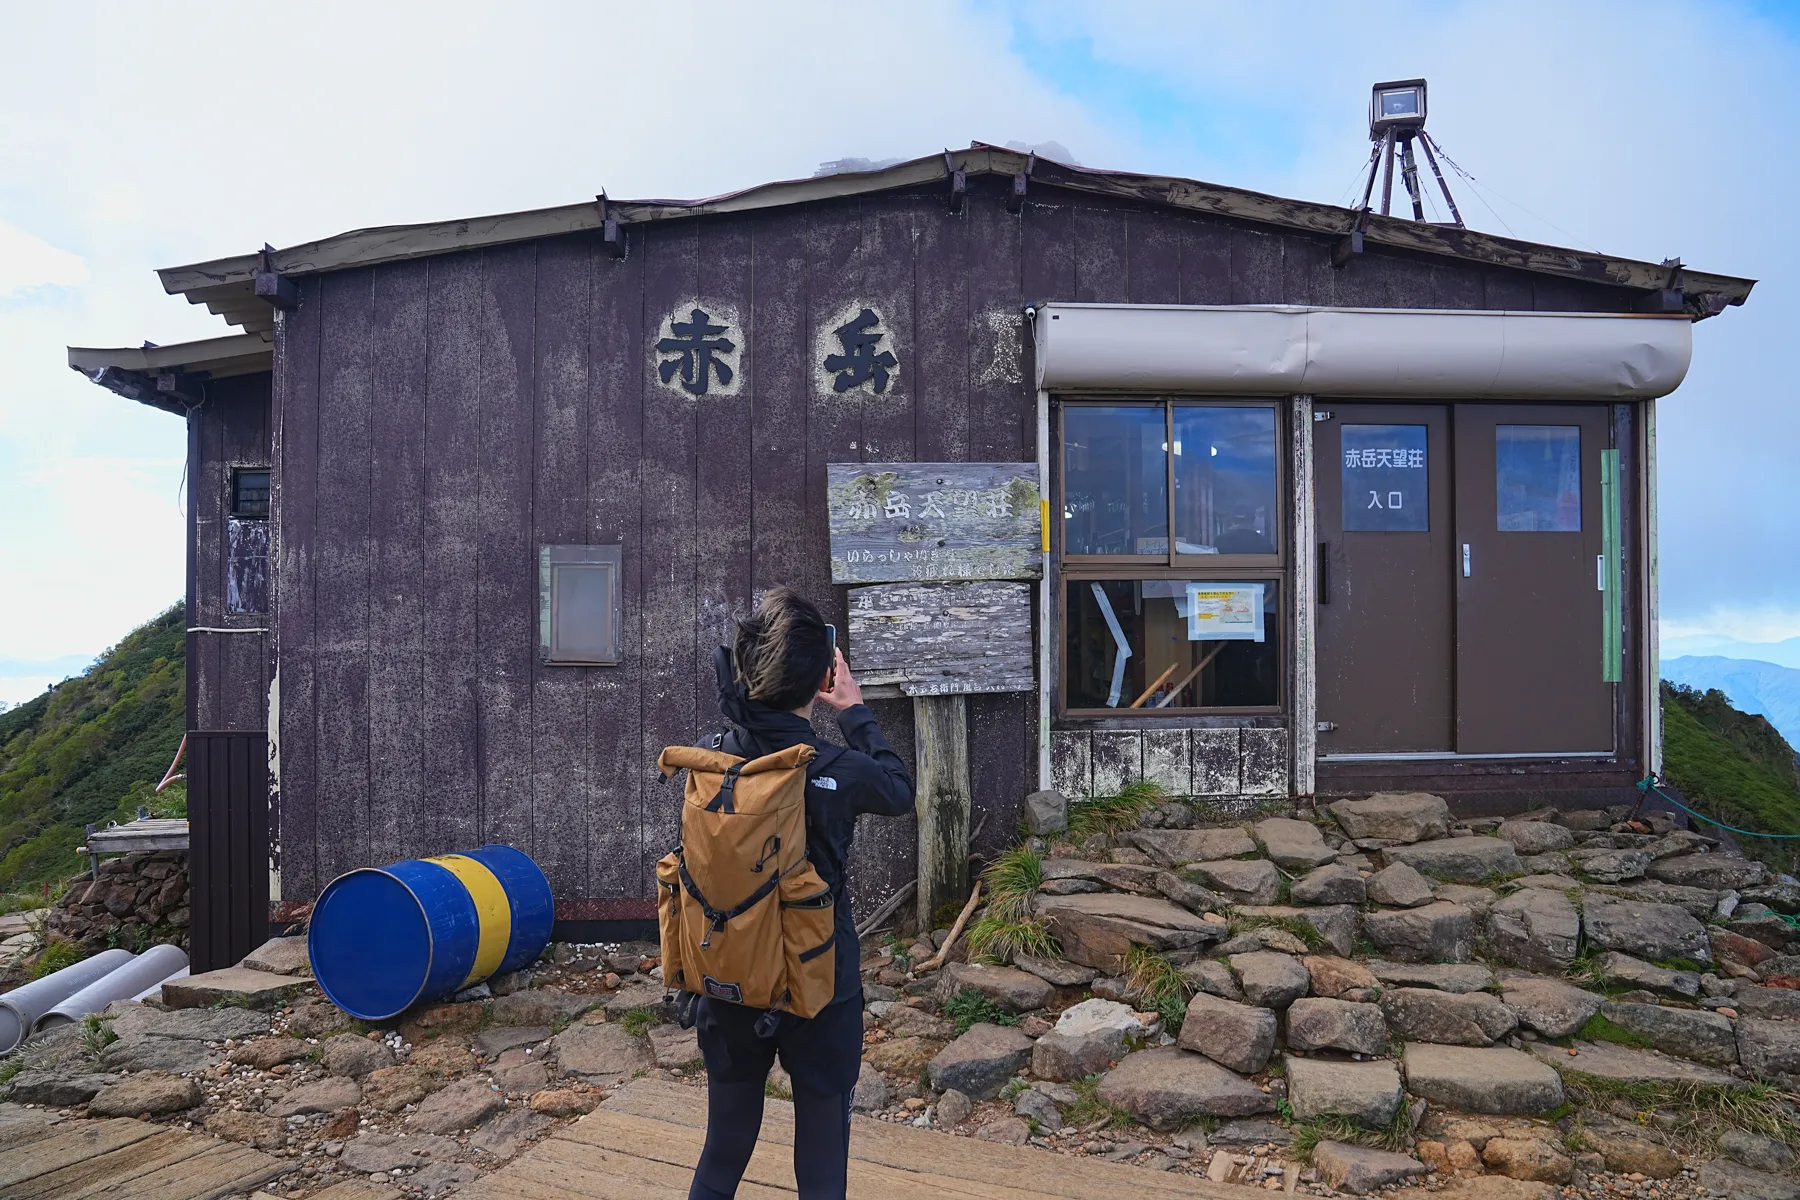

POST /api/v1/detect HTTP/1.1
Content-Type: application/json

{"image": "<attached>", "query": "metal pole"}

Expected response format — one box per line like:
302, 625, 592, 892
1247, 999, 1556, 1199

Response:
1418, 134, 1465, 228
1399, 135, 1426, 221
1379, 130, 1397, 216
1354, 134, 1385, 215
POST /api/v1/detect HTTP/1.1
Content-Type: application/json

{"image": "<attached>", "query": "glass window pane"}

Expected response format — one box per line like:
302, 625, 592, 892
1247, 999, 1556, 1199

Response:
1342, 424, 1429, 532
1497, 425, 1581, 532
552, 564, 617, 660
1065, 579, 1280, 709
1062, 406, 1169, 555
1172, 406, 1278, 554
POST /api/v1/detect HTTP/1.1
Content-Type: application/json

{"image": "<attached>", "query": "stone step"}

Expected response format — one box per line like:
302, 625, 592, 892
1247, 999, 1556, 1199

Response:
160, 967, 314, 1010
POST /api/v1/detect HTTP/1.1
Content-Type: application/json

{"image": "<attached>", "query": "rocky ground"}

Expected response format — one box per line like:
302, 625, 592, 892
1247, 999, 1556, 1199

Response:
3, 789, 1799, 1200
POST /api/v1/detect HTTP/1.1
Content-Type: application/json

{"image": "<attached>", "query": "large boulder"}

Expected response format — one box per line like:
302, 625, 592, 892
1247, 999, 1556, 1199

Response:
1481, 1137, 1573, 1184
1180, 958, 1245, 1001
1648, 854, 1767, 891
1582, 896, 1711, 966
1696, 1159, 1800, 1200
269, 1075, 362, 1117
1035, 892, 1225, 972
1229, 951, 1310, 1010
1154, 871, 1229, 915
1524, 1040, 1739, 1088
1567, 848, 1653, 884
937, 962, 1053, 1013
1500, 976, 1605, 1039
1402, 1044, 1564, 1114
1366, 961, 1493, 993
1328, 793, 1450, 844
550, 1022, 650, 1080
1366, 862, 1436, 908
86, 1071, 203, 1117
1302, 955, 1378, 998
928, 1023, 1033, 1099
1599, 1001, 1738, 1067
1030, 999, 1144, 1081
1126, 827, 1256, 866
865, 1035, 946, 1077
1361, 901, 1475, 963
1487, 888, 1580, 971
1176, 992, 1278, 1074
1738, 1017, 1800, 1081
408, 1078, 505, 1134
1023, 790, 1067, 836
1495, 821, 1574, 855
1737, 987, 1800, 1020
1254, 818, 1337, 870
1096, 1047, 1274, 1129
1312, 1141, 1428, 1194
1380, 988, 1517, 1046
1286, 998, 1389, 1056
1012, 954, 1098, 988
1593, 951, 1700, 998
1583, 1129, 1684, 1179
321, 1033, 397, 1078
1232, 904, 1356, 957
1383, 838, 1521, 884
1289, 864, 1367, 907
1184, 859, 1282, 906
1286, 1058, 1404, 1126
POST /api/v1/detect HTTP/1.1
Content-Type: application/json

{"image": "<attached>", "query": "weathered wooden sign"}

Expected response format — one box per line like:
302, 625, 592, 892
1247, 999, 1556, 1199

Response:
847, 580, 1034, 696
827, 463, 1042, 584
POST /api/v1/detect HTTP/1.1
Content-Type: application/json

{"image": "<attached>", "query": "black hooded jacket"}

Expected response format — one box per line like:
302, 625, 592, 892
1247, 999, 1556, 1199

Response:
703, 646, 915, 1006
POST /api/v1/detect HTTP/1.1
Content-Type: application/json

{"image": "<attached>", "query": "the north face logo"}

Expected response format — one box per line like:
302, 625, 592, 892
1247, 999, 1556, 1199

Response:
703, 975, 744, 1003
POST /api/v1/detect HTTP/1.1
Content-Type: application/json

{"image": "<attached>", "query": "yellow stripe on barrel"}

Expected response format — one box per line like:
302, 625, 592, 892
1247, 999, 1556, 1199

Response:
425, 854, 513, 988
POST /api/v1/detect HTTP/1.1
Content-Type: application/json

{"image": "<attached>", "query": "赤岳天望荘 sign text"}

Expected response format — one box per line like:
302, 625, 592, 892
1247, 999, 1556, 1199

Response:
827, 463, 1042, 585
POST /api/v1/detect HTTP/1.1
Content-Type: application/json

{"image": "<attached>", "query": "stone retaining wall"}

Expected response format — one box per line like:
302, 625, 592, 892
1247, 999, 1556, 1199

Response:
47, 849, 190, 952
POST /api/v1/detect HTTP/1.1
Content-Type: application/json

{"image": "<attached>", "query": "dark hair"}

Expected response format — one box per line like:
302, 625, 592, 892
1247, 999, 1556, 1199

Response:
734, 586, 832, 711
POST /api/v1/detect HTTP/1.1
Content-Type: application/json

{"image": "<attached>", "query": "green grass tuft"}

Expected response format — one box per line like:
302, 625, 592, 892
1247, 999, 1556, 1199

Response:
967, 843, 1061, 965
28, 938, 83, 980
1124, 945, 1192, 1032
1557, 1069, 1798, 1156
81, 1014, 118, 1058
765, 1074, 793, 1100
966, 914, 1061, 965
1067, 1074, 1134, 1130
941, 988, 1018, 1035
1228, 913, 1324, 951
1288, 1099, 1415, 1155
1067, 780, 1167, 841
1000, 1077, 1030, 1102
620, 1007, 659, 1037
1577, 1013, 1654, 1048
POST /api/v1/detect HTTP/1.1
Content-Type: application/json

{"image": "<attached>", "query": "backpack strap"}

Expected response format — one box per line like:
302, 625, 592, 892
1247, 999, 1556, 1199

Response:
676, 852, 781, 948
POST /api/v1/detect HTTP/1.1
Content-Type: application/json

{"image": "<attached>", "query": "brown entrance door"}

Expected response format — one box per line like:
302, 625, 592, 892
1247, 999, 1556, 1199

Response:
1315, 404, 1453, 753
1452, 404, 1612, 753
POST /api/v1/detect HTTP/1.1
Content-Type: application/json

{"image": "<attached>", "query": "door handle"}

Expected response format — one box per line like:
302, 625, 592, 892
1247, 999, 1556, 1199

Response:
1318, 542, 1330, 604
1462, 544, 1472, 578
1596, 554, 1605, 591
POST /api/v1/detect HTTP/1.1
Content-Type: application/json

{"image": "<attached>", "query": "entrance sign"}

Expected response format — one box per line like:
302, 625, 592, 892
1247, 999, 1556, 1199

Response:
827, 463, 1042, 584
1342, 424, 1428, 532
846, 580, 1033, 696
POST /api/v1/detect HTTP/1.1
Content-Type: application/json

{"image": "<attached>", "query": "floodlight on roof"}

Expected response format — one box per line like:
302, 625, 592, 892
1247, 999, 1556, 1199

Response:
1369, 79, 1428, 138
1334, 78, 1465, 267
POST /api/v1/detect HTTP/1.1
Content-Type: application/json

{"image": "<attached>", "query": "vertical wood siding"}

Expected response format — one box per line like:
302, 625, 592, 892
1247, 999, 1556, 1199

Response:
268, 177, 1638, 905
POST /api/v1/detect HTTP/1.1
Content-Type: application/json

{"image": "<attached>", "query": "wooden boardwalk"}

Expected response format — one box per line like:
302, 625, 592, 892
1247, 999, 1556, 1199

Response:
465, 1078, 1266, 1200
0, 1105, 290, 1199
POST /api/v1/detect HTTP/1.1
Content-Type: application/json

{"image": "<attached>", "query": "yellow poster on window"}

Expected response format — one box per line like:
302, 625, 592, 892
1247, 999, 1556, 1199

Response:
1185, 583, 1265, 642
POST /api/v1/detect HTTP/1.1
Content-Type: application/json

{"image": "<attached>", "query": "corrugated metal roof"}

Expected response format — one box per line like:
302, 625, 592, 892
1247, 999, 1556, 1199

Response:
155, 143, 1755, 334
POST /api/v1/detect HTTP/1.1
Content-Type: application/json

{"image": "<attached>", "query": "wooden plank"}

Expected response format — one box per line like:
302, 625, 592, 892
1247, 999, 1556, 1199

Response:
913, 693, 970, 928
587, 228, 646, 901
828, 463, 1042, 584
846, 581, 1033, 696
1290, 396, 1317, 799
475, 242, 539, 850
0, 1119, 161, 1189
1229, 227, 1283, 305
639, 221, 703, 890
274, 274, 323, 896
421, 251, 486, 857
7, 1126, 195, 1199
851, 196, 919, 467
966, 181, 1030, 467
912, 193, 971, 462
191, 394, 224, 725
529, 234, 593, 897
1073, 205, 1129, 304
1177, 219, 1231, 306
366, 257, 430, 864
693, 215, 758, 744
1126, 211, 1181, 305
218, 375, 273, 730
82, 1141, 288, 1199
747, 207, 812, 602
313, 268, 375, 881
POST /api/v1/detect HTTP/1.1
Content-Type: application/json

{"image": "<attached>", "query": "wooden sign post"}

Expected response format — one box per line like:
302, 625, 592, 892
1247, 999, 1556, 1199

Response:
828, 464, 1041, 932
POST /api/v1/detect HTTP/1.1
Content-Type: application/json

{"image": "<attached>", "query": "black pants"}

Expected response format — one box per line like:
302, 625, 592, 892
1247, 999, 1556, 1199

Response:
688, 995, 861, 1200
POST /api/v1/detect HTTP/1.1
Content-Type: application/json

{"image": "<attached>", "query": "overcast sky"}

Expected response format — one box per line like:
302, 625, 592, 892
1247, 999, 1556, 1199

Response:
1, 1, 1795, 703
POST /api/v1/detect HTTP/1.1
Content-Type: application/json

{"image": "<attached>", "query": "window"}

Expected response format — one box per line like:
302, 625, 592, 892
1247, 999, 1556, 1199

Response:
1059, 400, 1284, 713
1496, 425, 1581, 532
232, 468, 270, 518
540, 545, 622, 665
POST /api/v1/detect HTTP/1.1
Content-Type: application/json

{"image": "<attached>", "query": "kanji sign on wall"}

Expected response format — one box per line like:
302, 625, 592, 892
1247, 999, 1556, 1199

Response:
826, 462, 1042, 584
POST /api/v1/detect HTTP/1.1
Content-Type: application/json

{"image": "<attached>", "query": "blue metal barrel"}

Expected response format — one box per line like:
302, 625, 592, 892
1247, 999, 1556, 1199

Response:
308, 844, 554, 1021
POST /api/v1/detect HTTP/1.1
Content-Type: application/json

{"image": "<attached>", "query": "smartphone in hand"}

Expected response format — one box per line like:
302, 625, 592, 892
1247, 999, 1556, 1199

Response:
824, 624, 838, 690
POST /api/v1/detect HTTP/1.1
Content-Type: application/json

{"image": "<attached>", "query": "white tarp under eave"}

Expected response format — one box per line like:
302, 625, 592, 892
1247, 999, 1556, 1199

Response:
1032, 304, 1693, 399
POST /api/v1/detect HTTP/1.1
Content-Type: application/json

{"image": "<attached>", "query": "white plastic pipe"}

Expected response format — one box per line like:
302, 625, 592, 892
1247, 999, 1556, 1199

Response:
130, 965, 188, 1003
0, 948, 134, 1052
34, 944, 189, 1031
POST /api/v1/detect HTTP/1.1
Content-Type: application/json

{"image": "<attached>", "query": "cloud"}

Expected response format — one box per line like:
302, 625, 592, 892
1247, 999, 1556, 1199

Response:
0, 220, 88, 298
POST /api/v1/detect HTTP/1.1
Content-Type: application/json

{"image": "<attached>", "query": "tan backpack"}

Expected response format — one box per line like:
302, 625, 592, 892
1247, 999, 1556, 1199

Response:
655, 742, 837, 1020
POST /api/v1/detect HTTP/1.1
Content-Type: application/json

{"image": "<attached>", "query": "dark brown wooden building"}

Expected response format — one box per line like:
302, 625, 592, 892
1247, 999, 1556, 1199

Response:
69, 144, 1755, 937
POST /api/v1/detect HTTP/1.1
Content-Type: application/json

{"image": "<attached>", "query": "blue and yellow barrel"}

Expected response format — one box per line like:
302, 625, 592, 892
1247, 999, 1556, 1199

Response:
308, 845, 554, 1021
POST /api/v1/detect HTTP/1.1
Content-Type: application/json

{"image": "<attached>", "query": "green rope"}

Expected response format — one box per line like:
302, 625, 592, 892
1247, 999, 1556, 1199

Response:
1636, 775, 1800, 840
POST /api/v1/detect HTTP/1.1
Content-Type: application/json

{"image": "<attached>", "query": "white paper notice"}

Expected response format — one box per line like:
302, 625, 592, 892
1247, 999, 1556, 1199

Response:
1184, 583, 1265, 642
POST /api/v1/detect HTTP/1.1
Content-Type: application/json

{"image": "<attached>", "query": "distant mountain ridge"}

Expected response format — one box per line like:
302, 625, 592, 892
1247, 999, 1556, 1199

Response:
1660, 680, 1800, 872
1662, 655, 1800, 749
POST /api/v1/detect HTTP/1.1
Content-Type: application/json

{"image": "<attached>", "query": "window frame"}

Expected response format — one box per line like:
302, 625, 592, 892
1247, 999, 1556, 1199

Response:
1055, 396, 1290, 719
